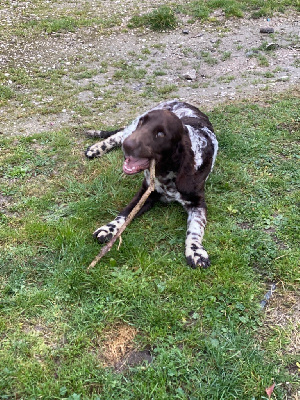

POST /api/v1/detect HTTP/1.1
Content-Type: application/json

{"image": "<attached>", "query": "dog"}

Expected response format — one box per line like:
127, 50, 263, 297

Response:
85, 100, 218, 268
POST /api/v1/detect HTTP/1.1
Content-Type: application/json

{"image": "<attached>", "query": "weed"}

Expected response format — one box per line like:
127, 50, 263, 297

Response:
251, 78, 263, 85
0, 85, 14, 103
182, 0, 298, 20
41, 17, 80, 33
187, 2, 210, 20
157, 84, 177, 95
142, 83, 177, 98
153, 70, 167, 77
11, 13, 120, 37
213, 39, 222, 48
73, 69, 99, 80
257, 54, 269, 67
151, 43, 166, 50
113, 64, 147, 81
181, 47, 195, 57
221, 51, 232, 61
141, 47, 151, 55
99, 61, 109, 73
293, 58, 300, 68
264, 71, 275, 78
218, 75, 235, 83
201, 51, 219, 65
128, 6, 177, 31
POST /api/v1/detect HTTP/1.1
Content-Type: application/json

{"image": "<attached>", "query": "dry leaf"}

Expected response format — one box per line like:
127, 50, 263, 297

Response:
266, 383, 275, 399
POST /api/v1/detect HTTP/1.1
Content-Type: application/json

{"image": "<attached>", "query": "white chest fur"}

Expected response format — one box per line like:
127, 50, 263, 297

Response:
144, 170, 190, 206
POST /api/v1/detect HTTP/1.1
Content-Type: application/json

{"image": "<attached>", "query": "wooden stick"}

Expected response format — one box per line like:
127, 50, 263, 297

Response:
87, 159, 156, 272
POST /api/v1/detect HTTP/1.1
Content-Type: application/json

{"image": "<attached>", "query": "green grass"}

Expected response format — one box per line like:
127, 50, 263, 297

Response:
257, 54, 269, 67
26, 17, 84, 33
218, 75, 235, 83
113, 62, 147, 81
0, 92, 299, 399
142, 83, 178, 98
201, 51, 219, 65
183, 0, 243, 19
0, 84, 15, 104
128, 6, 177, 31
181, 0, 299, 20
221, 51, 232, 61
7, 15, 120, 37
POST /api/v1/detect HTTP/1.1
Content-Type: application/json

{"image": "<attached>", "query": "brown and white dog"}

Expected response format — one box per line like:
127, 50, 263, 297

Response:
85, 100, 218, 268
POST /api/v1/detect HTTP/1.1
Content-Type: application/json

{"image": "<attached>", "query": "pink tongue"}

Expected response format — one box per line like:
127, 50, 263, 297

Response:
123, 157, 149, 174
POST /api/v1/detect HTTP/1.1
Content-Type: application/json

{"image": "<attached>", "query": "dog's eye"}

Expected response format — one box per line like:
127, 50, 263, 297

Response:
156, 131, 165, 138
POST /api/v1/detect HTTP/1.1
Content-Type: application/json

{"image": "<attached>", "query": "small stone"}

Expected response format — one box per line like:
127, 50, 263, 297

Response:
182, 69, 197, 81
133, 83, 143, 91
246, 50, 259, 57
260, 27, 274, 34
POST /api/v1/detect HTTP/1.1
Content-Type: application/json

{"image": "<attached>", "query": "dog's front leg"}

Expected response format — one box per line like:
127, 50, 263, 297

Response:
85, 130, 123, 159
185, 206, 210, 268
93, 181, 158, 243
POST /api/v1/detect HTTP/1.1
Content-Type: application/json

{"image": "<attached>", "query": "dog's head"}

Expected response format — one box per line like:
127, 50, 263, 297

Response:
122, 109, 184, 175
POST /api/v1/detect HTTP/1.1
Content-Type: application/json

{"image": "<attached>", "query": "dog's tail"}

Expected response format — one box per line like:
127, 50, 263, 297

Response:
84, 128, 124, 139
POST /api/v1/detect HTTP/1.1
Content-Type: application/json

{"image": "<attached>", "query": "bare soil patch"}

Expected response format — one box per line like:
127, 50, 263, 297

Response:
101, 324, 138, 365
264, 288, 300, 357
0, 9, 299, 136
93, 323, 152, 371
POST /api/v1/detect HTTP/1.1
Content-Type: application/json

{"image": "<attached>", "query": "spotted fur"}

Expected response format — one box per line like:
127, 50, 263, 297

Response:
86, 100, 218, 268
93, 215, 126, 243
85, 130, 123, 159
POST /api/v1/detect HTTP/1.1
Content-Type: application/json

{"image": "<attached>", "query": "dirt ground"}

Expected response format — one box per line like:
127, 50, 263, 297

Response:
0, 8, 299, 136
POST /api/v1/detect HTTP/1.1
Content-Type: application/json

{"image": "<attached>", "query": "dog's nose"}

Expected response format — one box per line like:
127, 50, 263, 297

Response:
123, 137, 136, 156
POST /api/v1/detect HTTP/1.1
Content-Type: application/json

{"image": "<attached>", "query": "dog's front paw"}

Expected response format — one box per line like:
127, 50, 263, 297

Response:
93, 224, 115, 243
85, 142, 108, 159
93, 216, 126, 243
185, 243, 210, 269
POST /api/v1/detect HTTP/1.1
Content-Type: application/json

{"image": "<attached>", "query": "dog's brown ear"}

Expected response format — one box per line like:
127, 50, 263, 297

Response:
137, 114, 147, 128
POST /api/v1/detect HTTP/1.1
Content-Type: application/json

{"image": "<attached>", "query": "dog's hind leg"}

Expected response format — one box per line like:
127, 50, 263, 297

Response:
85, 130, 123, 159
